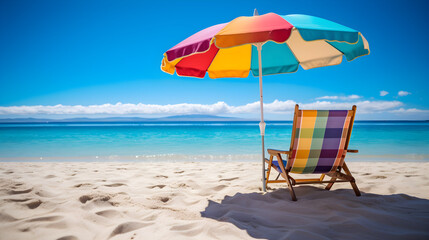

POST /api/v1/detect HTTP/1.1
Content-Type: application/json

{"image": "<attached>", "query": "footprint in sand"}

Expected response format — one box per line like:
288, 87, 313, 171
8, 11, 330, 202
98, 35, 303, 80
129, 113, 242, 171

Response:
26, 199, 42, 209
212, 185, 227, 191
56, 236, 79, 240
177, 183, 189, 188
147, 184, 166, 189
370, 175, 387, 179
26, 215, 62, 222
79, 195, 94, 204
95, 209, 122, 218
147, 195, 172, 205
104, 183, 127, 187
5, 198, 32, 202
220, 177, 239, 181
74, 183, 92, 188
8, 188, 32, 195
79, 193, 118, 206
109, 222, 150, 238
155, 175, 168, 179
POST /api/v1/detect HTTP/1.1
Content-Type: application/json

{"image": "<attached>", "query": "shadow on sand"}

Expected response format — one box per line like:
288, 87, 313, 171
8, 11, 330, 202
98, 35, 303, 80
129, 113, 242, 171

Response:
201, 186, 429, 240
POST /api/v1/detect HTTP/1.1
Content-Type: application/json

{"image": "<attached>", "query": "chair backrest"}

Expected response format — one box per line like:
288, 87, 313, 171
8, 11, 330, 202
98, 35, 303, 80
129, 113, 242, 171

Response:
288, 104, 356, 174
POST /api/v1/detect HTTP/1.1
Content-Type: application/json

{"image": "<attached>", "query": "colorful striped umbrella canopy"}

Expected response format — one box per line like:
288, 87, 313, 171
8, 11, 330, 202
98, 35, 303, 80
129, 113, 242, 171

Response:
161, 13, 369, 78
161, 11, 369, 191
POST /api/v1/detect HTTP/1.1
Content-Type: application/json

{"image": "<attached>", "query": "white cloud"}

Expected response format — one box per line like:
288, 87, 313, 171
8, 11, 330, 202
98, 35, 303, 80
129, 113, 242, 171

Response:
398, 91, 411, 97
0, 100, 408, 116
390, 108, 429, 114
380, 90, 389, 96
316, 96, 338, 100
0, 102, 230, 115
301, 100, 404, 113
316, 95, 361, 100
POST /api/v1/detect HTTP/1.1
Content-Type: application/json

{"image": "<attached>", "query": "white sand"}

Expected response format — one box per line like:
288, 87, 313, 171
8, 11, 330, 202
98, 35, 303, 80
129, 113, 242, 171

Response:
0, 162, 428, 240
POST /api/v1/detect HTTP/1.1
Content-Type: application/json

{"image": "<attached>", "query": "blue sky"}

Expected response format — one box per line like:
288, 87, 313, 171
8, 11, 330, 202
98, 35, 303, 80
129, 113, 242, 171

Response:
0, 0, 428, 120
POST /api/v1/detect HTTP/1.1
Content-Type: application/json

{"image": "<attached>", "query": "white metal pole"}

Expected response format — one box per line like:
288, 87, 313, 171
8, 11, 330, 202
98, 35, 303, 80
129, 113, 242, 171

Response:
253, 8, 266, 192
256, 43, 266, 192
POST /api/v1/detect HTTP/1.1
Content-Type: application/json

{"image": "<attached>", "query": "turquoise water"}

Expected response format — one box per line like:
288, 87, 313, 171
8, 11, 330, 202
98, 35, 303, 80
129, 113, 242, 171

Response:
0, 121, 428, 161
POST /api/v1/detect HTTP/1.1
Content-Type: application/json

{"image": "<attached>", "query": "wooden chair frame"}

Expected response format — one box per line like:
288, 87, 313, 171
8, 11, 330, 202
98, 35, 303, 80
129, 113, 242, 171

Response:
265, 104, 361, 201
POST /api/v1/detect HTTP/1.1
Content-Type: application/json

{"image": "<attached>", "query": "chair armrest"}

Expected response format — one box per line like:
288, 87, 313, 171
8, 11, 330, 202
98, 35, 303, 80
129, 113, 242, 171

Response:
347, 149, 358, 153
267, 149, 291, 155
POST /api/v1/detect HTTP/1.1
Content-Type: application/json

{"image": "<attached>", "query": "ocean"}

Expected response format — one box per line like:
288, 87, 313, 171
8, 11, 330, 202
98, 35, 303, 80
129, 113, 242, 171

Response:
0, 121, 428, 162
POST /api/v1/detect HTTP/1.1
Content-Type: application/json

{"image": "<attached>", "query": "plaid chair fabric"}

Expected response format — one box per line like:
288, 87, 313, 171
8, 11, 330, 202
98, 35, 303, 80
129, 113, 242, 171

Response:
290, 110, 353, 174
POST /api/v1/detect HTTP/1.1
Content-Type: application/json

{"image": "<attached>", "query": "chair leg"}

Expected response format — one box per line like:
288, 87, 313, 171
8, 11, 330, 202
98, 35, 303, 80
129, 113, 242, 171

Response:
284, 173, 297, 201
349, 181, 361, 196
274, 154, 297, 201
342, 163, 361, 196
325, 171, 337, 191
265, 156, 273, 189
325, 177, 336, 190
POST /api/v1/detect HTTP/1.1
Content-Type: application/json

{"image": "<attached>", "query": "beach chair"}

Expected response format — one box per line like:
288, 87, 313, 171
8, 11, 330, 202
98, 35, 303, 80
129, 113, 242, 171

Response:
265, 104, 361, 201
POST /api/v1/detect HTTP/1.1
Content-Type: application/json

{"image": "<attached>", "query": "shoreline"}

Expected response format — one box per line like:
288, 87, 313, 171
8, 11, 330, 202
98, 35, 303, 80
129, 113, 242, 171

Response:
1, 153, 429, 162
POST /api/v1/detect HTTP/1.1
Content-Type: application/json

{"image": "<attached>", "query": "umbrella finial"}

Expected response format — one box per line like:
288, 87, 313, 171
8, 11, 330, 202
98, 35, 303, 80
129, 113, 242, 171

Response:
253, 8, 259, 16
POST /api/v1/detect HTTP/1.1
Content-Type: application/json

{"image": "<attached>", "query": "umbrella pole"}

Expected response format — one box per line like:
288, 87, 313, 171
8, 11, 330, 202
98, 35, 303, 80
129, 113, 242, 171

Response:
256, 43, 266, 192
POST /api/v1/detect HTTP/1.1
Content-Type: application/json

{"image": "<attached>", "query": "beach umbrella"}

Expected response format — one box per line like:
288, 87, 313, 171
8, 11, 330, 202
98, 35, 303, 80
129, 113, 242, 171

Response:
161, 10, 370, 191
